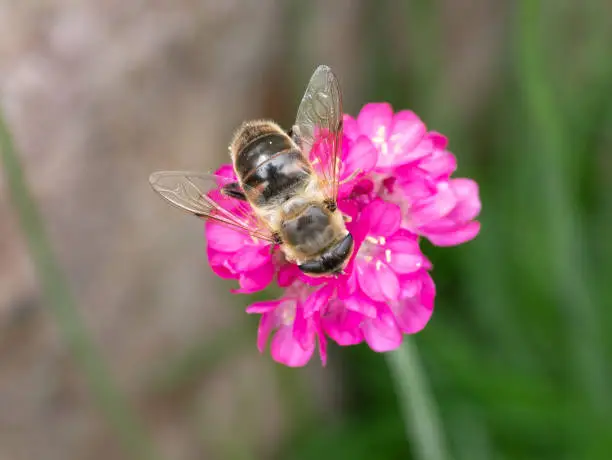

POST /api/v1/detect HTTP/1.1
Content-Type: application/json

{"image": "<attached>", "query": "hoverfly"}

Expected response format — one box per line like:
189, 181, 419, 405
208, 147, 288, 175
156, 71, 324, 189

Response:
150, 65, 353, 276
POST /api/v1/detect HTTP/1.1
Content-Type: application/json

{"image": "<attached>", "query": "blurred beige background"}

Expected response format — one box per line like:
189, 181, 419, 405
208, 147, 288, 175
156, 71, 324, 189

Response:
0, 1, 503, 459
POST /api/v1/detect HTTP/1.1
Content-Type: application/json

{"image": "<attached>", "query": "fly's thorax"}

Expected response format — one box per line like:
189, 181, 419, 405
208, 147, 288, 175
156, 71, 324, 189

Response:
231, 121, 314, 210
278, 182, 322, 218
229, 119, 286, 159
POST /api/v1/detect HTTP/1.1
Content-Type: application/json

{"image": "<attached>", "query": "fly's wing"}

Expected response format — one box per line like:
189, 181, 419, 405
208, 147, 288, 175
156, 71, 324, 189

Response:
149, 171, 275, 243
293, 65, 343, 203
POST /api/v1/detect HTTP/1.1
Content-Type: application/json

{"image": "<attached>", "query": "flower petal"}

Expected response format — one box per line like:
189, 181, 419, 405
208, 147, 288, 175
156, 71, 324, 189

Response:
409, 182, 457, 228
387, 235, 424, 274
418, 137, 456, 179
374, 110, 427, 168
322, 308, 364, 346
342, 136, 378, 179
292, 307, 311, 350
256, 312, 276, 353
304, 284, 334, 318
357, 103, 394, 143
205, 222, 248, 252
315, 319, 328, 366
271, 326, 315, 367
232, 261, 275, 293
378, 263, 401, 301
342, 114, 360, 141
393, 272, 435, 334
425, 221, 481, 246
214, 163, 238, 180
231, 245, 272, 272
390, 111, 426, 150
447, 178, 481, 222
344, 293, 377, 318
277, 263, 300, 287
246, 300, 281, 314
357, 260, 400, 302
362, 199, 401, 237
362, 308, 402, 352
207, 248, 236, 279
429, 131, 448, 149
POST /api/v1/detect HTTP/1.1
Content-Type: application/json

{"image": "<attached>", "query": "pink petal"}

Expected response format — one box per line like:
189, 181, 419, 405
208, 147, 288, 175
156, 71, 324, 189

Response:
214, 163, 238, 180
326, 325, 363, 346
398, 275, 422, 299
447, 179, 481, 222
376, 136, 431, 170
395, 170, 435, 201
345, 178, 374, 200
428, 131, 448, 149
316, 321, 328, 366
256, 312, 276, 353
425, 221, 481, 246
409, 182, 457, 228
206, 222, 249, 252
232, 261, 274, 293
277, 263, 300, 287
322, 309, 364, 346
342, 136, 378, 179
357, 103, 394, 143
420, 271, 436, 311
337, 268, 358, 299
378, 263, 401, 301
303, 284, 334, 318
375, 111, 427, 167
393, 273, 435, 334
344, 293, 377, 318
231, 245, 272, 272
394, 296, 434, 334
357, 260, 400, 302
387, 234, 424, 274
209, 264, 234, 279
363, 200, 401, 237
292, 307, 311, 350
418, 145, 457, 179
390, 111, 426, 148
207, 249, 236, 279
342, 114, 360, 141
246, 300, 281, 314
271, 326, 315, 367
362, 308, 402, 352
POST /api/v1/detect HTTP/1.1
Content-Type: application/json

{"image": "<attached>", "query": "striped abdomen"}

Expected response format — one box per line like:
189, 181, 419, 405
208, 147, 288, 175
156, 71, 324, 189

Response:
233, 128, 312, 209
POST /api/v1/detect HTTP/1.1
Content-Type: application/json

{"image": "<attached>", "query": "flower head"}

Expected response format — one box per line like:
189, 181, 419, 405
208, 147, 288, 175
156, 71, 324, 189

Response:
204, 103, 481, 366
246, 282, 327, 367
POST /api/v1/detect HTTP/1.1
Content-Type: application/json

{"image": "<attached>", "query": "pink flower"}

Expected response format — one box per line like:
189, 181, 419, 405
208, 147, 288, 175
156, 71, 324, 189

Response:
206, 221, 275, 293
386, 135, 482, 246
201, 102, 481, 366
354, 200, 427, 303
344, 103, 432, 169
204, 165, 276, 293
320, 269, 434, 352
246, 282, 326, 367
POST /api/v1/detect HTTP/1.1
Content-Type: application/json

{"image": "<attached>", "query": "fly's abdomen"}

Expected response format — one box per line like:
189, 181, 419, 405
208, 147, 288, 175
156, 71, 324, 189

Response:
235, 133, 312, 207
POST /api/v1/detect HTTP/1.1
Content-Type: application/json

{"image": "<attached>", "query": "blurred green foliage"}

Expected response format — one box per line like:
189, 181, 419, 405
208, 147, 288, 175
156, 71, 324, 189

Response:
276, 2, 612, 460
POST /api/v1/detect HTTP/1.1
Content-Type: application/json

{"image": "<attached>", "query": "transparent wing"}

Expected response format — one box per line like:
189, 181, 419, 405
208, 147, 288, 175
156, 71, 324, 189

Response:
149, 171, 275, 243
294, 65, 343, 202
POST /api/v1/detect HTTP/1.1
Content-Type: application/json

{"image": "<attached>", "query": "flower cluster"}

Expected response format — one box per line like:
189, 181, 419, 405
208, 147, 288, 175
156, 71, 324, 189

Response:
206, 103, 481, 366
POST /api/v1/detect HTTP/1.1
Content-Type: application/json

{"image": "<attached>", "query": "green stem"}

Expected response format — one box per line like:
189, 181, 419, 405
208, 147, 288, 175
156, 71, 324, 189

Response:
0, 113, 161, 460
386, 338, 452, 460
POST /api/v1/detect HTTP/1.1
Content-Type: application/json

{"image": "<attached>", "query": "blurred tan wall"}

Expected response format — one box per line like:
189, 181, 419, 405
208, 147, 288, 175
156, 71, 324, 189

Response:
0, 1, 503, 459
